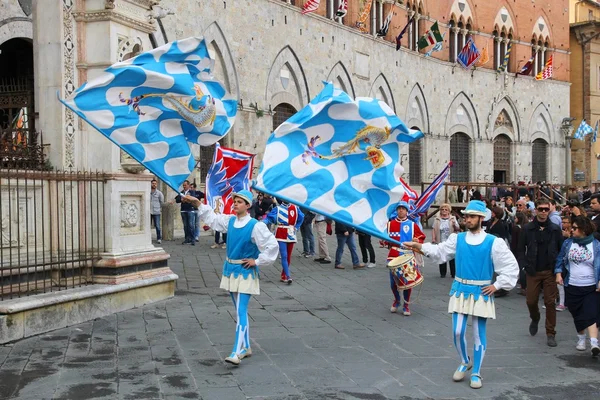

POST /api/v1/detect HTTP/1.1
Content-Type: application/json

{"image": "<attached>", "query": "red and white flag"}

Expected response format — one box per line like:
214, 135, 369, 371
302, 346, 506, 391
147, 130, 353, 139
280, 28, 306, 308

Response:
301, 0, 321, 14
336, 0, 348, 17
535, 55, 553, 80
205, 143, 255, 215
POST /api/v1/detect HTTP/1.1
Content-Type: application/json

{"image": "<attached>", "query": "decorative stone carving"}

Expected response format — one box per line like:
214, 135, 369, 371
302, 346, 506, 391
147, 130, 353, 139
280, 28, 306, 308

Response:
105, 0, 116, 9
148, 4, 175, 24
120, 193, 144, 234
63, 0, 76, 169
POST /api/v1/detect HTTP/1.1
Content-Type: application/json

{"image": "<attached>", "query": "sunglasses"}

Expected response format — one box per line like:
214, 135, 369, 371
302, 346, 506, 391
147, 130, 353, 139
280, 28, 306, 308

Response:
571, 226, 579, 231
536, 207, 550, 212
517, 204, 524, 207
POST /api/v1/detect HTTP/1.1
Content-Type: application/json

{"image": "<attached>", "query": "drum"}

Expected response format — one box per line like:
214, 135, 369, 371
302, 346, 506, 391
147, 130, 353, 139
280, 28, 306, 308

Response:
387, 253, 424, 290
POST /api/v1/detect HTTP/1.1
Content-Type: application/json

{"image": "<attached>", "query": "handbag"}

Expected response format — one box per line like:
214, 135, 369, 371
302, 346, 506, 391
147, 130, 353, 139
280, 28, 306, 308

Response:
326, 222, 332, 235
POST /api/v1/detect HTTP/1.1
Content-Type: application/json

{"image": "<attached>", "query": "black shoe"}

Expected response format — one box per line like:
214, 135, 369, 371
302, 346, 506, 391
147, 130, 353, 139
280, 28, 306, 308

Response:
440, 275, 446, 278
191, 241, 195, 246
314, 258, 325, 262
320, 259, 332, 264
182, 241, 188, 245
547, 335, 557, 347
529, 320, 539, 336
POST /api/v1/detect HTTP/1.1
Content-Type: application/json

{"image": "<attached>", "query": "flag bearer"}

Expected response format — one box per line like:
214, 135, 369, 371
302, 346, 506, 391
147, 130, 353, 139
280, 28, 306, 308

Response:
187, 190, 278, 366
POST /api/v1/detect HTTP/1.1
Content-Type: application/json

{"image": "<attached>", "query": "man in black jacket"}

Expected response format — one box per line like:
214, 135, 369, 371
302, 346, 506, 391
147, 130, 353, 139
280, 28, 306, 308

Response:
517, 198, 563, 347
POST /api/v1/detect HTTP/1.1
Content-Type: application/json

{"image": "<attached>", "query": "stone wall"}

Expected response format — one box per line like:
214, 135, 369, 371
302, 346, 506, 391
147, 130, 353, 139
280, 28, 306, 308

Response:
160, 0, 570, 184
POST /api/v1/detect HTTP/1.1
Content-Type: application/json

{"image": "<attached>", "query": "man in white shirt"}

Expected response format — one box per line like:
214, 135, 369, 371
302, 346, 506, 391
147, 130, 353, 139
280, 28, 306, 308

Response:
403, 200, 519, 390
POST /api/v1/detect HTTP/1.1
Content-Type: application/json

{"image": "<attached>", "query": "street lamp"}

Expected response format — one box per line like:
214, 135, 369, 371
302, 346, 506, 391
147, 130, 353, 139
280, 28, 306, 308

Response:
560, 117, 575, 185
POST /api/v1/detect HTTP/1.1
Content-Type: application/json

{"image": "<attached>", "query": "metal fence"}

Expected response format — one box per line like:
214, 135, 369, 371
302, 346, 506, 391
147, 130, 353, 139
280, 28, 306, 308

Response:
0, 168, 108, 300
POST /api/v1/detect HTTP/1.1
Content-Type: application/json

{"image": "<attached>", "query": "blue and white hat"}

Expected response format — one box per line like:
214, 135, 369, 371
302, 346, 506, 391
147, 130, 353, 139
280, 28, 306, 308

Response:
395, 201, 410, 211
461, 200, 487, 217
232, 190, 253, 205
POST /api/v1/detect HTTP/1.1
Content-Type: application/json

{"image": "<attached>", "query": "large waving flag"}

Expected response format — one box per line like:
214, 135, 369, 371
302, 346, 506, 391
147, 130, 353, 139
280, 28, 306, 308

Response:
253, 82, 423, 244
205, 143, 254, 215
574, 119, 595, 140
409, 162, 452, 218
60, 37, 237, 191
457, 37, 481, 69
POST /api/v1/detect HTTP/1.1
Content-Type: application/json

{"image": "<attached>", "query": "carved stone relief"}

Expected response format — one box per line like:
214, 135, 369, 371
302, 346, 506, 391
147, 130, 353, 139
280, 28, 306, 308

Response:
120, 193, 144, 235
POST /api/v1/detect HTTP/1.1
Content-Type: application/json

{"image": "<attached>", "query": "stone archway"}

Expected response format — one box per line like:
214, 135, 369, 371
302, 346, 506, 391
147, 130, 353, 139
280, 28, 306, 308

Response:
266, 46, 310, 111
326, 61, 355, 98
369, 73, 395, 112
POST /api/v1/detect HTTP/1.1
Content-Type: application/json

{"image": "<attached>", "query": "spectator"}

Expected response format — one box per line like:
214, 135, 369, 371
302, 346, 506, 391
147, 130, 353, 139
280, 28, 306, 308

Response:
448, 187, 458, 204
334, 221, 364, 270
313, 214, 332, 264
524, 194, 535, 212
488, 207, 510, 244
432, 204, 460, 278
253, 193, 274, 221
518, 198, 564, 347
555, 216, 600, 356
190, 183, 205, 242
589, 194, 600, 239
548, 199, 562, 229
512, 212, 527, 296
357, 230, 376, 268
150, 179, 164, 244
583, 186, 592, 204
299, 207, 316, 258
175, 180, 197, 246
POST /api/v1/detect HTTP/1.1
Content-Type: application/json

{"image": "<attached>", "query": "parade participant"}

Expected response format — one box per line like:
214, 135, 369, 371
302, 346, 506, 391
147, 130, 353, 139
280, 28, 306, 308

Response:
264, 198, 304, 284
403, 200, 519, 389
386, 201, 426, 316
187, 190, 278, 366
555, 216, 600, 356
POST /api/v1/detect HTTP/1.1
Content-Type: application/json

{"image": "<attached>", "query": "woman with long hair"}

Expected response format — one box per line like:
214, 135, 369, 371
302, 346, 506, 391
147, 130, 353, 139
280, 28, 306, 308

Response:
555, 216, 600, 357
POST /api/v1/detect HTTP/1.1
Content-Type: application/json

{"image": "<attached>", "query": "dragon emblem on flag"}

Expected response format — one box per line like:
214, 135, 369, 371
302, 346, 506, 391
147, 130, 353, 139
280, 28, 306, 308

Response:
118, 83, 216, 128
302, 125, 391, 168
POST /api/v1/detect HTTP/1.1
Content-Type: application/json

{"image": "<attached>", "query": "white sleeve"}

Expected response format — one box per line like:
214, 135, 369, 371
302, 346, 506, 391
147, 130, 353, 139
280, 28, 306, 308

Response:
421, 233, 458, 264
491, 238, 519, 291
251, 221, 279, 267
197, 204, 233, 232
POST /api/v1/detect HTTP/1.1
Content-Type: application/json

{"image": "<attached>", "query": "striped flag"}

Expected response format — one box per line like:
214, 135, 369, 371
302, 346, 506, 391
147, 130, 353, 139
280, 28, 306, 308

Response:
399, 178, 419, 202
456, 38, 481, 69
496, 42, 512, 72
356, 0, 373, 32
535, 55, 553, 80
409, 162, 452, 218
594, 120, 598, 143
396, 16, 414, 50
336, 0, 348, 17
516, 56, 535, 76
377, 11, 393, 37
205, 143, 254, 215
301, 0, 321, 14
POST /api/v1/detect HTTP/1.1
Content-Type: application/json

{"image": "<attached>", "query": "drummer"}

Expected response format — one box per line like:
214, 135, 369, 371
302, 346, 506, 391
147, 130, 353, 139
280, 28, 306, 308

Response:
386, 201, 426, 316
403, 200, 518, 389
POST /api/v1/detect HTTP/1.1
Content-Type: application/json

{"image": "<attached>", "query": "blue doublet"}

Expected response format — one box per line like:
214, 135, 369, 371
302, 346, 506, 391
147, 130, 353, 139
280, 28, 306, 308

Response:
450, 232, 495, 303
223, 217, 260, 279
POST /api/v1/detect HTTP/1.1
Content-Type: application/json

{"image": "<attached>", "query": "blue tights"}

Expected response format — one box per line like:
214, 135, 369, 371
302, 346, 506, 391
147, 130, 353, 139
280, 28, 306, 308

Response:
230, 292, 251, 356
389, 271, 412, 304
452, 313, 487, 376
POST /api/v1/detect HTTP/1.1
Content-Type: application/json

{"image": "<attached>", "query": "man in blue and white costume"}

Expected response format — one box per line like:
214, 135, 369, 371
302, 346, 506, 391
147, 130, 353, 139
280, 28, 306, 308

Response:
187, 190, 279, 366
403, 200, 518, 389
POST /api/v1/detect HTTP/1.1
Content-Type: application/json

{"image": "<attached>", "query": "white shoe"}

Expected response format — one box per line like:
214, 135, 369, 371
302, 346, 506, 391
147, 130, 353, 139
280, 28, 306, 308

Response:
225, 353, 241, 365
469, 374, 482, 389
390, 301, 400, 313
576, 337, 586, 351
238, 347, 252, 360
210, 244, 219, 249
366, 263, 376, 268
591, 344, 600, 357
157, 239, 161, 244
452, 359, 472, 382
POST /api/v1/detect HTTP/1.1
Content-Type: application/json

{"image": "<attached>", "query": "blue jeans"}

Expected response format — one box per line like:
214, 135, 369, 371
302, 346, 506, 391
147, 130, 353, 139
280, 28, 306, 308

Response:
151, 214, 161, 240
300, 223, 315, 255
181, 212, 196, 243
335, 233, 359, 266
194, 210, 201, 240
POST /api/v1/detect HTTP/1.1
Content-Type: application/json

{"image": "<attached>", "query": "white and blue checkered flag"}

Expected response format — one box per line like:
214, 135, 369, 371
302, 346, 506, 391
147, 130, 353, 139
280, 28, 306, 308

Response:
60, 37, 237, 191
253, 82, 423, 244
593, 120, 598, 143
574, 119, 594, 141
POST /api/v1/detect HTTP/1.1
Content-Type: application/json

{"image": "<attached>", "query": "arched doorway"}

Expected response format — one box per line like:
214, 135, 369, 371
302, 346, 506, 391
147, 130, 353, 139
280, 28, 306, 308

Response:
450, 133, 470, 182
0, 38, 35, 164
408, 126, 422, 185
493, 134, 511, 183
531, 138, 548, 183
273, 103, 297, 130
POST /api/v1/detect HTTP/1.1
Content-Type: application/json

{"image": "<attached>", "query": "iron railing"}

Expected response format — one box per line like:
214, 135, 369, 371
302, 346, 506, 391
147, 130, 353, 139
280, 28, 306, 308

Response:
0, 168, 108, 300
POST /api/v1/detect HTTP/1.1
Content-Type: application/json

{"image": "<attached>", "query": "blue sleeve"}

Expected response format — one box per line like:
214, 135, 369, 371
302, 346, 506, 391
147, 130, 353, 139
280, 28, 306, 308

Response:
264, 207, 278, 224
295, 207, 304, 229
554, 240, 570, 274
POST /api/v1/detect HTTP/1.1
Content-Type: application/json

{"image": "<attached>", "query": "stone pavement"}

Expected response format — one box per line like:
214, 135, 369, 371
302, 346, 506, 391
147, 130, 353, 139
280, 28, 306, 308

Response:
1, 232, 599, 400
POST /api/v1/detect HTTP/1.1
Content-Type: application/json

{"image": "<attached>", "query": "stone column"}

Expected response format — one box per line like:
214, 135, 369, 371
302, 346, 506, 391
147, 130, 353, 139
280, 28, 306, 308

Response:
66, 0, 175, 285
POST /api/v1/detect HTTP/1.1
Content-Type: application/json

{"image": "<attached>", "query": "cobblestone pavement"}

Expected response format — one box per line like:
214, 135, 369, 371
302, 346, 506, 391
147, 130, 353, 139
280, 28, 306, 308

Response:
1, 232, 599, 399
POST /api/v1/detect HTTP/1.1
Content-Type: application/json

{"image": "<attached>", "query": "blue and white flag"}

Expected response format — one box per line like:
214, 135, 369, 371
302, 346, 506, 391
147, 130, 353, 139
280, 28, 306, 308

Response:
575, 119, 594, 140
253, 82, 423, 244
593, 120, 598, 143
60, 37, 237, 191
